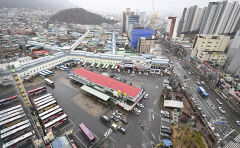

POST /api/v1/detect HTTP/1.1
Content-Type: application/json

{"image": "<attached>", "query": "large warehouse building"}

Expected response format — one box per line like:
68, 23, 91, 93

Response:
70, 68, 145, 111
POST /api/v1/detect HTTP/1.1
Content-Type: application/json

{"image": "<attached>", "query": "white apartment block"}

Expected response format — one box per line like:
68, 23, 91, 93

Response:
191, 34, 230, 66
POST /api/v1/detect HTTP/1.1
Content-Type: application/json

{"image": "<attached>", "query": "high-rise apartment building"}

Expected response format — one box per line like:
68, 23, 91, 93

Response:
178, 1, 240, 36
122, 8, 140, 34
190, 34, 230, 66
226, 29, 240, 75
177, 8, 187, 37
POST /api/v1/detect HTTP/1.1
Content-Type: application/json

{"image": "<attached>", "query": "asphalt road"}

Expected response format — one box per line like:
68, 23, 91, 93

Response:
160, 43, 240, 145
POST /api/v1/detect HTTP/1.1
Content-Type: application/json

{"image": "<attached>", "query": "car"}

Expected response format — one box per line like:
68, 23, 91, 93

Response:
144, 93, 148, 99
137, 103, 144, 108
113, 113, 121, 119
134, 107, 139, 112
118, 126, 126, 134
120, 118, 128, 124
236, 121, 240, 126
216, 99, 223, 105
201, 81, 205, 85
197, 106, 202, 111
110, 116, 119, 122
161, 125, 171, 130
116, 110, 123, 116
161, 129, 172, 135
183, 83, 187, 88
218, 107, 226, 113
179, 59, 182, 61
188, 72, 191, 75
196, 81, 201, 85
201, 112, 206, 117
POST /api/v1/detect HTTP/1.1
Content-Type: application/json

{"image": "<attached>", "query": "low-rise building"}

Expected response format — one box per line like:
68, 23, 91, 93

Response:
190, 34, 230, 66
138, 37, 157, 54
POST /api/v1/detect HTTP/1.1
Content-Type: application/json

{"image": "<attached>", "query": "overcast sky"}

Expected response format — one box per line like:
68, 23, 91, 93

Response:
68, 0, 235, 16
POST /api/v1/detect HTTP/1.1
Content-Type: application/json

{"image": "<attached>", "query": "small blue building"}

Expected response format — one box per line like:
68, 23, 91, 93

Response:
131, 27, 154, 48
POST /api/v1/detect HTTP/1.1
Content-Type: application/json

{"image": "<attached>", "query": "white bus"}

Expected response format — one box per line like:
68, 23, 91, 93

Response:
38, 105, 60, 117
1, 120, 29, 134
44, 78, 54, 87
34, 94, 52, 103
44, 114, 68, 130
0, 114, 25, 127
1, 123, 31, 139
0, 105, 22, 115
44, 70, 53, 75
36, 100, 57, 112
35, 98, 55, 108
0, 111, 24, 122
0, 107, 23, 119
35, 96, 54, 105
40, 108, 63, 123
3, 131, 34, 148
38, 72, 47, 77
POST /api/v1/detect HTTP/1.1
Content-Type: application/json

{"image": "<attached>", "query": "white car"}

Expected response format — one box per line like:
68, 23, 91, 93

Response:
144, 93, 148, 99
137, 103, 144, 108
218, 107, 226, 113
196, 81, 201, 85
201, 81, 205, 85
236, 121, 240, 126
216, 99, 223, 105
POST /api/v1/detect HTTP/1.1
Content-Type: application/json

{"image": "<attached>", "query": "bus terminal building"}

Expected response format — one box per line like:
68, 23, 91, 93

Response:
69, 68, 145, 111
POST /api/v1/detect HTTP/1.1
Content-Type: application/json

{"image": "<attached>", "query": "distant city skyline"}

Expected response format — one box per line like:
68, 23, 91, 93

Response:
68, 0, 237, 16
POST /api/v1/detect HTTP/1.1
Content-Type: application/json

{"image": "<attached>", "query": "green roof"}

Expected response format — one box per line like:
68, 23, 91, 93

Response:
81, 85, 110, 101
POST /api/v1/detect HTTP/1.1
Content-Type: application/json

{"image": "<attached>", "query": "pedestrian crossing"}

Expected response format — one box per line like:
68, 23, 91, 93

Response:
224, 134, 240, 148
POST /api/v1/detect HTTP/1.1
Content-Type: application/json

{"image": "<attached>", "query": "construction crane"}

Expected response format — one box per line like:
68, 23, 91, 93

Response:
152, 0, 158, 29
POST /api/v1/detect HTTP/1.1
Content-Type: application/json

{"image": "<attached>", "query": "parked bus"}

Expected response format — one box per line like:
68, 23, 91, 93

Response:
41, 111, 64, 124
35, 98, 55, 108
96, 63, 101, 68
0, 108, 23, 119
197, 86, 208, 98
0, 110, 24, 122
44, 78, 54, 87
102, 63, 106, 69
1, 123, 31, 141
41, 71, 50, 77
44, 114, 68, 130
37, 100, 57, 113
38, 104, 56, 114
28, 86, 47, 97
0, 95, 18, 107
90, 63, 95, 68
0, 105, 22, 115
1, 120, 29, 134
115, 64, 119, 70
0, 114, 25, 128
82, 62, 87, 67
111, 64, 116, 69
40, 107, 63, 122
38, 72, 47, 77
38, 105, 61, 117
3, 131, 34, 148
44, 70, 54, 75
34, 94, 52, 103
79, 123, 95, 143
35, 96, 54, 105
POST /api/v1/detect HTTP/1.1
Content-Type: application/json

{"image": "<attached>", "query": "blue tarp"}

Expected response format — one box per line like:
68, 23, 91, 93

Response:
131, 27, 154, 48
162, 139, 172, 146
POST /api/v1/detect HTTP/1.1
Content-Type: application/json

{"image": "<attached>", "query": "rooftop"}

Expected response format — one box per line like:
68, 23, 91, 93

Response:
72, 68, 141, 98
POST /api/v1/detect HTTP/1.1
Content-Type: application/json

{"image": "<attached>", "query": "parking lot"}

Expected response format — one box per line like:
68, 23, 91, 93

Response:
1, 62, 171, 148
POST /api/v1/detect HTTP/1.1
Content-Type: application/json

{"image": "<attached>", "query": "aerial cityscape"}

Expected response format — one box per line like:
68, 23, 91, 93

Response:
0, 0, 240, 148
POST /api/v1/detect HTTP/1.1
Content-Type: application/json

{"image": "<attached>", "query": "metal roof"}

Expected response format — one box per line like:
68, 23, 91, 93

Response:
81, 85, 110, 101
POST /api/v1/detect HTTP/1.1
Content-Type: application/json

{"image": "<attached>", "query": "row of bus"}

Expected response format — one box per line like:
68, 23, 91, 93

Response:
32, 93, 68, 132
38, 70, 54, 78
86, 61, 119, 70
0, 96, 35, 148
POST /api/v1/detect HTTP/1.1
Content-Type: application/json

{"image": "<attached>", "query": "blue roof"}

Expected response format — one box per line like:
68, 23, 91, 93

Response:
162, 139, 172, 146
52, 136, 72, 148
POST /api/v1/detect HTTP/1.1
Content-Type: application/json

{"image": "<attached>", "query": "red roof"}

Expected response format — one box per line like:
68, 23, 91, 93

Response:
73, 68, 141, 98
33, 50, 49, 54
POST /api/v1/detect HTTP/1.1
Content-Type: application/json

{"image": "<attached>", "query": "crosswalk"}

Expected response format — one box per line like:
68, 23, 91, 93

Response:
224, 134, 240, 148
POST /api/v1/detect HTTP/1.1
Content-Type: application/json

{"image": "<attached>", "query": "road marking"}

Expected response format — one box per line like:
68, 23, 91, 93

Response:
152, 114, 154, 120
156, 85, 158, 88
74, 130, 87, 148
223, 129, 234, 139
125, 120, 132, 130
154, 99, 158, 105
151, 131, 156, 140
61, 122, 75, 131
